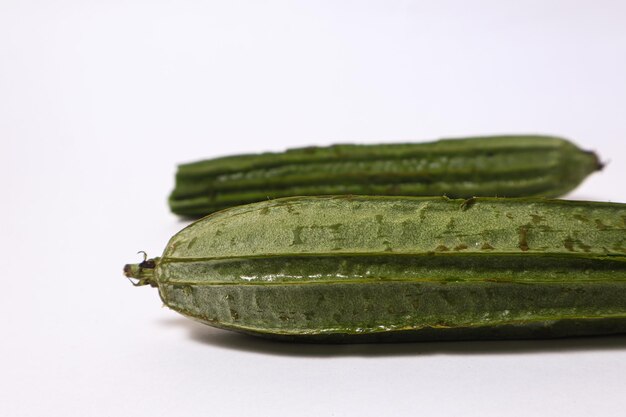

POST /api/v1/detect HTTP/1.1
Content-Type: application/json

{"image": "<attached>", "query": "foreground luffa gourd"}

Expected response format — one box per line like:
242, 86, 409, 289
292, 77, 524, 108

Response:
169, 135, 602, 217
125, 196, 626, 343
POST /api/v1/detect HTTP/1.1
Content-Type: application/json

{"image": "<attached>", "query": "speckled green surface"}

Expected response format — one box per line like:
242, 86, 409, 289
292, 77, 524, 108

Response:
169, 136, 601, 217
129, 196, 626, 342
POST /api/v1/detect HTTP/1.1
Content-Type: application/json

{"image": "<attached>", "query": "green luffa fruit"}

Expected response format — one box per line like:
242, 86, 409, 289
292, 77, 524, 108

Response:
125, 196, 626, 343
169, 135, 602, 218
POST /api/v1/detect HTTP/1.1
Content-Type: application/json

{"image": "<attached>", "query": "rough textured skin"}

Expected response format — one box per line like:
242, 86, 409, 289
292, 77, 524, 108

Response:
127, 196, 626, 343
168, 135, 602, 217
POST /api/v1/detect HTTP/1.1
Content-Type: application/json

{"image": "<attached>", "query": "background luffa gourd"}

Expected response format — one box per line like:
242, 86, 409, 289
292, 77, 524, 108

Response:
169, 135, 602, 218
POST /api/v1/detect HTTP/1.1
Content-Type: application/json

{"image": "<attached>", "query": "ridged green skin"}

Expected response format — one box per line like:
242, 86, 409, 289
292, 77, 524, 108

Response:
128, 196, 626, 343
169, 135, 601, 218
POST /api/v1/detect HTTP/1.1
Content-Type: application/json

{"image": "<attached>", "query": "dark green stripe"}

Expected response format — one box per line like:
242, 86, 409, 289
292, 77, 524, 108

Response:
177, 136, 572, 178
158, 253, 626, 285
233, 318, 626, 342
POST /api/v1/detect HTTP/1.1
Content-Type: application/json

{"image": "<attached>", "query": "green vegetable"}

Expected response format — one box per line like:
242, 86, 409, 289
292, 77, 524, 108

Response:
169, 135, 602, 218
125, 196, 626, 343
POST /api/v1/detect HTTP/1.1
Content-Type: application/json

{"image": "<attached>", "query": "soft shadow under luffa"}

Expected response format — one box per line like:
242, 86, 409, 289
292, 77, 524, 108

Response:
158, 317, 626, 358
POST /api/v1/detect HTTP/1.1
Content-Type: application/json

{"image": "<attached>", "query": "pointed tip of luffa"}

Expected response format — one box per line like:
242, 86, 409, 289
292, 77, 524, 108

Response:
123, 258, 157, 287
123, 263, 139, 278
585, 150, 605, 172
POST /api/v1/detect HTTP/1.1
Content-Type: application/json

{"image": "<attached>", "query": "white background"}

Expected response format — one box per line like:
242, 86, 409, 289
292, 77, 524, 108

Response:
2, 1, 626, 416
